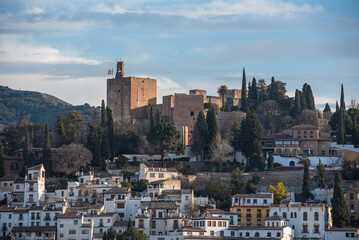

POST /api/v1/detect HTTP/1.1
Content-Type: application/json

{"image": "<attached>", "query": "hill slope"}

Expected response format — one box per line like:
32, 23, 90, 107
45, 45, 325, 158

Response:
0, 86, 95, 128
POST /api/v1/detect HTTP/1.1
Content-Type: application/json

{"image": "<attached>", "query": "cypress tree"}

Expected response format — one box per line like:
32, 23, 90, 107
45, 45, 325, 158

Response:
240, 68, 248, 113
191, 111, 209, 161
301, 158, 312, 201
230, 115, 241, 154
337, 109, 345, 144
55, 113, 66, 145
292, 89, 302, 117
317, 159, 326, 188
331, 172, 350, 227
340, 84, 345, 110
248, 81, 252, 100
101, 100, 108, 127
352, 111, 359, 148
323, 103, 331, 113
107, 107, 115, 160
0, 139, 4, 178
241, 110, 263, 170
24, 130, 33, 167
206, 107, 218, 160
42, 123, 52, 175
251, 78, 257, 101
150, 106, 154, 129
267, 155, 274, 170
299, 90, 307, 110
304, 83, 315, 110
88, 109, 103, 167
266, 113, 274, 133
336, 101, 339, 112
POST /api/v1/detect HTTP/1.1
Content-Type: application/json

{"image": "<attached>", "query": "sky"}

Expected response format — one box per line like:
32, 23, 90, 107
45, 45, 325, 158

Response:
0, 0, 358, 109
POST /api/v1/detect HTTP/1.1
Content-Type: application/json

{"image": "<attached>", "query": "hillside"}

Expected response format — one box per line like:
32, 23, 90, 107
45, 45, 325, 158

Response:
0, 86, 95, 128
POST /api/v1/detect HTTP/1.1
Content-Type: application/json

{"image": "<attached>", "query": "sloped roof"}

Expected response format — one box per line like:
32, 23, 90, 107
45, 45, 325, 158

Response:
0, 174, 18, 181
12, 226, 56, 232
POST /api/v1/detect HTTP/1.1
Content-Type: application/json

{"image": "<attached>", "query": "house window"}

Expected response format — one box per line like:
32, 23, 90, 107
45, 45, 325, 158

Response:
220, 231, 224, 236
254, 199, 257, 204
263, 199, 267, 204
159, 173, 164, 178
277, 232, 281, 237
304, 131, 307, 138
303, 212, 307, 221
247, 199, 251, 204
314, 224, 320, 233
231, 231, 235, 237
246, 232, 250, 237
190, 111, 194, 117
310, 131, 314, 138
321, 150, 326, 156
350, 193, 354, 200
69, 230, 76, 234
254, 232, 259, 237
60, 224, 64, 228
267, 232, 271, 237
302, 224, 308, 233
210, 231, 214, 236
150, 173, 155, 178
314, 212, 319, 221
283, 212, 287, 218
237, 209, 241, 216
246, 219, 251, 226
74, 220, 78, 225
246, 209, 251, 217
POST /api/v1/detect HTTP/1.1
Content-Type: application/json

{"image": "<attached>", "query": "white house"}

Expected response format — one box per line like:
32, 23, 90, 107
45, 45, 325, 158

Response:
269, 201, 332, 239
325, 227, 359, 240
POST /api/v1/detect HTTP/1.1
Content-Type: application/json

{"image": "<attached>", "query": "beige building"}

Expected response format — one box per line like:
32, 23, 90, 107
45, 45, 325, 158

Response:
107, 62, 244, 145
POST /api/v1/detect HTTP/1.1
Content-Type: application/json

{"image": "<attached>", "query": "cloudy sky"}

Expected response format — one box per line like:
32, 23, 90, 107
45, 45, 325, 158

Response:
0, 0, 358, 109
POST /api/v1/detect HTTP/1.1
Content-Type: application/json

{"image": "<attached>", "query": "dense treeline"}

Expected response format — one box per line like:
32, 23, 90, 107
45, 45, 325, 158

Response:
0, 85, 95, 128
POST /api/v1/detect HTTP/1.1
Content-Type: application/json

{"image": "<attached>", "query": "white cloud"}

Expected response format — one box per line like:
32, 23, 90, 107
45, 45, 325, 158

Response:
0, 35, 101, 65
24, 7, 45, 15
96, 0, 322, 18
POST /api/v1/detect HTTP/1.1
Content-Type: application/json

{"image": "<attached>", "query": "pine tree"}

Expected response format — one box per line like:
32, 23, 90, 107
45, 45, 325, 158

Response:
317, 159, 326, 188
337, 109, 345, 144
191, 111, 209, 161
0, 139, 4, 178
323, 103, 331, 113
240, 68, 248, 112
206, 107, 218, 160
107, 107, 115, 160
292, 89, 302, 117
302, 158, 312, 201
150, 106, 154, 129
42, 123, 52, 176
331, 172, 350, 227
303, 83, 315, 110
55, 113, 66, 145
101, 100, 108, 127
340, 84, 346, 110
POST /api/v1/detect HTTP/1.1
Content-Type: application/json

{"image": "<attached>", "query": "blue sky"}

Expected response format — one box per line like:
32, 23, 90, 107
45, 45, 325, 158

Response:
0, 0, 358, 109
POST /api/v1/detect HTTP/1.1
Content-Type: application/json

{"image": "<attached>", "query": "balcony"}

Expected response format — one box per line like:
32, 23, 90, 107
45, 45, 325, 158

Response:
246, 214, 251, 217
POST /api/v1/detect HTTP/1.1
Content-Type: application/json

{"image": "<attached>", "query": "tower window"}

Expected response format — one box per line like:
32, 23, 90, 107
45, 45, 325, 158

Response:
190, 111, 194, 117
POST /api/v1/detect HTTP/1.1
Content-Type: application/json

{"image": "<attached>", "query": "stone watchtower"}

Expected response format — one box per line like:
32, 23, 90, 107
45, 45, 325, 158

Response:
107, 61, 157, 124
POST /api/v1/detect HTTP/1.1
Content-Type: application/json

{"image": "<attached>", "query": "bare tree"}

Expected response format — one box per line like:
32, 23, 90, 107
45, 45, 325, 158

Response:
349, 99, 359, 109
52, 143, 92, 176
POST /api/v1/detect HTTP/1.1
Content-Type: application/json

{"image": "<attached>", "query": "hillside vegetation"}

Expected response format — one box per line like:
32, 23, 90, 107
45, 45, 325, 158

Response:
0, 86, 95, 128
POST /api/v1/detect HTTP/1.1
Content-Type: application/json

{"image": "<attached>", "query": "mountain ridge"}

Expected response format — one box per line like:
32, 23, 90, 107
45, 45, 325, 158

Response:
0, 85, 95, 129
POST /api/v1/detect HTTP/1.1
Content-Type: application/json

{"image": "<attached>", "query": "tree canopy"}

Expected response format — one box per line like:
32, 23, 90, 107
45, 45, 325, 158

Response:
147, 120, 185, 166
268, 182, 289, 204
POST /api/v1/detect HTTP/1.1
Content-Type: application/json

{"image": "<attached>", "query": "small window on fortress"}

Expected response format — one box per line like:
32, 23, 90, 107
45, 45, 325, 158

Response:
190, 111, 194, 117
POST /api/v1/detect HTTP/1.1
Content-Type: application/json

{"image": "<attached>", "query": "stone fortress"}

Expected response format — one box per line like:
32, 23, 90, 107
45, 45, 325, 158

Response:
107, 61, 245, 146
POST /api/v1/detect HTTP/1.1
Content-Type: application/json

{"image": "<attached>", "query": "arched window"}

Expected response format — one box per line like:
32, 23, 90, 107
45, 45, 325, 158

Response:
298, 131, 301, 138
292, 149, 298, 155
274, 212, 278, 216
303, 212, 308, 221
283, 212, 287, 219
310, 131, 314, 138
304, 131, 307, 138
314, 212, 319, 221
275, 149, 282, 155
285, 149, 290, 155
